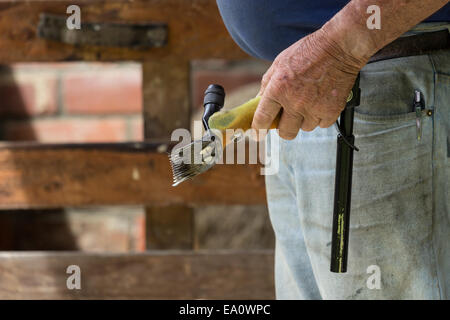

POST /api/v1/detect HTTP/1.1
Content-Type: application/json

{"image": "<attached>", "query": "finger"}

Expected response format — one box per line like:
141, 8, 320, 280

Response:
300, 114, 320, 132
252, 95, 282, 140
277, 109, 304, 140
318, 117, 337, 128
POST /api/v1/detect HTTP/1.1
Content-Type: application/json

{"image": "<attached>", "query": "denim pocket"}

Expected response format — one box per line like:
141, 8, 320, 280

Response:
359, 54, 435, 123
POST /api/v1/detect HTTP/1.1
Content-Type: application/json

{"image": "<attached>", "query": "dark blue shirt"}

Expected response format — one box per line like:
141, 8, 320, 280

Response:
217, 0, 450, 61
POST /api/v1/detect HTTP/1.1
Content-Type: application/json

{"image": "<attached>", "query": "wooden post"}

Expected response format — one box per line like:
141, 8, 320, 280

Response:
143, 58, 191, 138
143, 58, 194, 249
146, 205, 194, 250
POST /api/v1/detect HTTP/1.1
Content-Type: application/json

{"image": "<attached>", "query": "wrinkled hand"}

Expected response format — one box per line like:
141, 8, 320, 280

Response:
253, 28, 366, 140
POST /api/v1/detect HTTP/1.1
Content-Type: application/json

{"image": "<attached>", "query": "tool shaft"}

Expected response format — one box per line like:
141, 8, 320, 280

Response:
330, 75, 360, 273
330, 108, 355, 273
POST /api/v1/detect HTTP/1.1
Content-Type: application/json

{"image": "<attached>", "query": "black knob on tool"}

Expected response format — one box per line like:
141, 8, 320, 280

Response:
202, 84, 225, 130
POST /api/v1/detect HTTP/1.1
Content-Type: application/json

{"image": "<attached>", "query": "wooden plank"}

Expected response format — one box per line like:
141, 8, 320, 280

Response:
0, 0, 247, 62
0, 142, 266, 209
0, 250, 274, 299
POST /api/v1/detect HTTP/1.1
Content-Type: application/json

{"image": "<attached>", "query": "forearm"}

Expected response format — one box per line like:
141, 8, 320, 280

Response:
322, 0, 449, 65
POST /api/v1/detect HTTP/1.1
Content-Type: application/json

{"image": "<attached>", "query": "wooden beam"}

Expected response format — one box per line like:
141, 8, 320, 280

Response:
143, 57, 194, 250
0, 250, 274, 299
0, 0, 247, 62
0, 142, 266, 209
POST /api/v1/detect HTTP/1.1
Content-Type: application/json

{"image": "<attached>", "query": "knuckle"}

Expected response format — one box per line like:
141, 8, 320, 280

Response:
274, 71, 294, 84
327, 102, 346, 114
253, 108, 273, 127
269, 70, 294, 94
301, 116, 320, 132
317, 107, 341, 121
287, 107, 303, 119
261, 72, 271, 84
267, 81, 285, 97
283, 105, 304, 121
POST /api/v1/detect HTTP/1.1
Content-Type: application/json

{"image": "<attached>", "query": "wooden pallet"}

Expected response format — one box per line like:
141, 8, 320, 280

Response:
0, 0, 274, 299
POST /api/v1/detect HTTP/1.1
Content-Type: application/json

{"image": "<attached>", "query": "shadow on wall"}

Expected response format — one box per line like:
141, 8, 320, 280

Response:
0, 64, 78, 251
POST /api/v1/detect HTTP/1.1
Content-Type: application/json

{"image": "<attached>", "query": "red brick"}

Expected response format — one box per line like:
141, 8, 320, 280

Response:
191, 70, 262, 109
2, 118, 128, 143
63, 68, 142, 114
0, 75, 58, 117
135, 214, 147, 252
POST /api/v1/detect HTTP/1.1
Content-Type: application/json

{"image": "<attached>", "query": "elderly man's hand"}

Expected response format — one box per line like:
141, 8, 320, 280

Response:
253, 28, 366, 140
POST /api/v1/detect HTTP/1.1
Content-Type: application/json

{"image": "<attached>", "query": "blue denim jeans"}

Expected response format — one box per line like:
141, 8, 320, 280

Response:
265, 23, 450, 299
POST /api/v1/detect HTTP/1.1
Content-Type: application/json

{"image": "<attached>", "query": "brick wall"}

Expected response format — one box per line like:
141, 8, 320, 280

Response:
0, 62, 143, 143
0, 60, 268, 143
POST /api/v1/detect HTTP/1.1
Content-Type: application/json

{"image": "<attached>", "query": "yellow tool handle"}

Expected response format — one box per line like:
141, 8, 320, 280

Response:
208, 91, 354, 142
207, 96, 280, 147
208, 96, 280, 132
